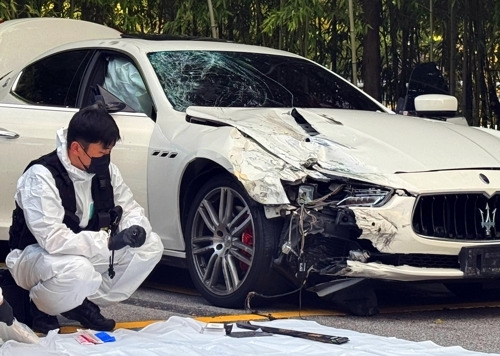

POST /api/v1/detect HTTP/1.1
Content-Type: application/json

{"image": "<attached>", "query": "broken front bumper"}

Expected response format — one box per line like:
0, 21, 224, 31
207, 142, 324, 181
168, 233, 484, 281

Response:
271, 194, 500, 294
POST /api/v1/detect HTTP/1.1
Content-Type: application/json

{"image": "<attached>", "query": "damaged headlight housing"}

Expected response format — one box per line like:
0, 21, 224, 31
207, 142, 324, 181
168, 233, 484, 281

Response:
291, 181, 392, 208
336, 186, 392, 207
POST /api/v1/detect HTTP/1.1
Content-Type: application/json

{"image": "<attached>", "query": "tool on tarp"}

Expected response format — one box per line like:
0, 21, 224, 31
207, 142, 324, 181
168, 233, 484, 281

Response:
224, 323, 272, 338
235, 321, 349, 344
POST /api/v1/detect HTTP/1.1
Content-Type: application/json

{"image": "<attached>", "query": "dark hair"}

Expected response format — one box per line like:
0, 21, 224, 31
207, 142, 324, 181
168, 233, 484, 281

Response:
67, 102, 121, 150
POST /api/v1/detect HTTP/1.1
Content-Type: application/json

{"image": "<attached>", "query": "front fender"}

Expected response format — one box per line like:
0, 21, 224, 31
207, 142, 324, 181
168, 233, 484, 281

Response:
227, 129, 308, 204
195, 128, 307, 205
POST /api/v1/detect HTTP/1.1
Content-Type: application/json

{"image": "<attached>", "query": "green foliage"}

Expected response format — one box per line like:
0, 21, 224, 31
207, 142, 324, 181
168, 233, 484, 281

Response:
0, 0, 17, 20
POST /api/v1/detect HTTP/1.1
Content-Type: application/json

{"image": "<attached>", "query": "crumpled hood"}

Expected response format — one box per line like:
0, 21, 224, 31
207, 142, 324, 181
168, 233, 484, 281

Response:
186, 107, 500, 177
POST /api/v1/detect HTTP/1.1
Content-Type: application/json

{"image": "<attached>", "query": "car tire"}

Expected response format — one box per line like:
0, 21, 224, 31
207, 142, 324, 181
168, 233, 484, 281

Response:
185, 174, 281, 308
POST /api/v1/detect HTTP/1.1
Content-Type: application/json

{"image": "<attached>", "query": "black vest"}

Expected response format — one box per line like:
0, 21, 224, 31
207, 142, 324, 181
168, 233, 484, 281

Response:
9, 150, 115, 250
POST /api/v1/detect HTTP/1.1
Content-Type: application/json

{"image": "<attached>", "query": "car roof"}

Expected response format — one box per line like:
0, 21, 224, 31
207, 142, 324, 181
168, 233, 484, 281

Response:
35, 36, 306, 63
0, 18, 121, 77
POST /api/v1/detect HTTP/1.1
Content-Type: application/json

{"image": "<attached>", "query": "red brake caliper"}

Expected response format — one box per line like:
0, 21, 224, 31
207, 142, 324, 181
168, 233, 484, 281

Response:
239, 227, 253, 272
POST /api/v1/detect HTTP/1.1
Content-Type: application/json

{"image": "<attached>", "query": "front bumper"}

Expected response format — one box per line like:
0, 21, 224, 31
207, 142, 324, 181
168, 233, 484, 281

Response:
338, 260, 463, 281
272, 195, 500, 287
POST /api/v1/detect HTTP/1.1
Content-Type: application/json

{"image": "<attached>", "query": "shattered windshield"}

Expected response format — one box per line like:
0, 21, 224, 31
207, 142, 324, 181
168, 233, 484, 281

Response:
147, 51, 382, 112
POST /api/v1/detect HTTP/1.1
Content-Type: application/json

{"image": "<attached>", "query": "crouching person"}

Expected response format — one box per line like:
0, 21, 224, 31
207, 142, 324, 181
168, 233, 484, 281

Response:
6, 103, 163, 334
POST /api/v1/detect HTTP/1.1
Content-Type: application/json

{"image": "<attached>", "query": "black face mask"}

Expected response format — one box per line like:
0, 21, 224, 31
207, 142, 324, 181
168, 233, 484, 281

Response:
85, 154, 111, 175
78, 143, 111, 175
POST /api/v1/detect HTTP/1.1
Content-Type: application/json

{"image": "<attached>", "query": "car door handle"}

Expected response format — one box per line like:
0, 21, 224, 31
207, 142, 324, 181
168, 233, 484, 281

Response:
0, 128, 19, 139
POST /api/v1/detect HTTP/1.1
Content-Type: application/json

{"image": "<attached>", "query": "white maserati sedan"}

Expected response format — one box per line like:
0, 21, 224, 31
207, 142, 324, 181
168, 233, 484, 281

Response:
1, 18, 500, 314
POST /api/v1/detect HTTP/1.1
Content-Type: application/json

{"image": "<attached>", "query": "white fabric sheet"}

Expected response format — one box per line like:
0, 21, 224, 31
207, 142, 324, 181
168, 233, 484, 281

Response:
0, 316, 497, 356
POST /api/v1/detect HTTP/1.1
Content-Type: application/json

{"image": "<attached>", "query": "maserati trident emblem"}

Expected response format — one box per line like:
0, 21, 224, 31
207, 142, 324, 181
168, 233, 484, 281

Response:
479, 203, 496, 237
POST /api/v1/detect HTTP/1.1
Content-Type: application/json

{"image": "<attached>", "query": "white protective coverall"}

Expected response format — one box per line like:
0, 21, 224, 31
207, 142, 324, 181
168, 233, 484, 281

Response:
6, 128, 164, 315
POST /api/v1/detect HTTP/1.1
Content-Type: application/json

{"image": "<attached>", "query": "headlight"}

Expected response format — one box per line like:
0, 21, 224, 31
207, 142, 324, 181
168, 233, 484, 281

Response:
336, 187, 392, 207
291, 182, 392, 208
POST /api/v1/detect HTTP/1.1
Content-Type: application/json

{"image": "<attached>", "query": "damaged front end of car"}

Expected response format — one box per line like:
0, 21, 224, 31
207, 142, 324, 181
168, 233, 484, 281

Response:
186, 106, 482, 313
270, 177, 394, 315
185, 106, 414, 314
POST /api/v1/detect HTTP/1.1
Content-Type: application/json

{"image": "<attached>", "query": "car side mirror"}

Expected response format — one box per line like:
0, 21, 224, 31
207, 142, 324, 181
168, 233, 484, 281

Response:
414, 94, 457, 118
414, 94, 468, 126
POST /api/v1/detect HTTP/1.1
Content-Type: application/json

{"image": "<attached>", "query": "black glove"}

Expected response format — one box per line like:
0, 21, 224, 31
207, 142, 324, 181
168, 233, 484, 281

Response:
108, 225, 146, 250
0, 299, 14, 326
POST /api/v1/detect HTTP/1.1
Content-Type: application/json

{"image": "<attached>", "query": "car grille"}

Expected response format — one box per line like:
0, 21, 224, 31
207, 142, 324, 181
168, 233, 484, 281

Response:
412, 193, 500, 240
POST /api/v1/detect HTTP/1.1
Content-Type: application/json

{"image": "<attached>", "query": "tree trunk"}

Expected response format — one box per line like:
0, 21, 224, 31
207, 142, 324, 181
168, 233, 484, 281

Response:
328, 4, 338, 72
399, 12, 410, 100
361, 0, 382, 101
387, 0, 400, 108
473, 2, 488, 127
448, 0, 457, 96
462, 0, 473, 125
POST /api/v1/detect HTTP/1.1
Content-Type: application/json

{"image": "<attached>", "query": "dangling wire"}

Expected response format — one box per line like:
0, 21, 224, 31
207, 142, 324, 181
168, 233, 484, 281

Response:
244, 200, 320, 318
244, 265, 313, 319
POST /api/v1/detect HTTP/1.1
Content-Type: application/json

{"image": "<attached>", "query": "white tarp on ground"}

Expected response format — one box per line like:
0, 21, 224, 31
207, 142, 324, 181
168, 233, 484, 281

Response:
0, 316, 497, 356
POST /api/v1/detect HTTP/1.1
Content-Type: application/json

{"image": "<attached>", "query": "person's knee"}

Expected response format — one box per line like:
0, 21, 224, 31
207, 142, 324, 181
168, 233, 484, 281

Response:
144, 233, 163, 262
44, 256, 101, 293
134, 231, 163, 255
148, 232, 164, 255
64, 257, 99, 284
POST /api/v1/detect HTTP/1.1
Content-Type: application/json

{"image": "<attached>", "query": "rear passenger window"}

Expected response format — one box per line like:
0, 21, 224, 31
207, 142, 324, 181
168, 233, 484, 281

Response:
13, 50, 93, 108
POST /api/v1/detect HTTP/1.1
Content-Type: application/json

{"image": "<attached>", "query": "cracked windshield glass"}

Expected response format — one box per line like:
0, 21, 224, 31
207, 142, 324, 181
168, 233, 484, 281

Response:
147, 51, 382, 112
